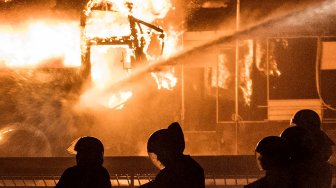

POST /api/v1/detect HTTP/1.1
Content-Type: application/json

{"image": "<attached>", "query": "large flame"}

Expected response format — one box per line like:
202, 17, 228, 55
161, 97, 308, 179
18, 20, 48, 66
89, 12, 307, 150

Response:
80, 0, 179, 109
0, 0, 179, 110
84, 0, 172, 22
0, 20, 81, 68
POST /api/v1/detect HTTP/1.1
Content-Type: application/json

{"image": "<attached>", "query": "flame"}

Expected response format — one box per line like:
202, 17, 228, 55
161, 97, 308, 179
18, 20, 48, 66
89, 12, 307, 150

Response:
256, 40, 281, 76
149, 28, 182, 90
162, 28, 183, 58
84, 0, 172, 22
0, 0, 179, 110
255, 41, 266, 73
151, 67, 177, 90
240, 40, 253, 106
0, 20, 81, 68
212, 53, 231, 89
80, 0, 179, 109
84, 10, 131, 38
107, 90, 133, 109
269, 39, 283, 76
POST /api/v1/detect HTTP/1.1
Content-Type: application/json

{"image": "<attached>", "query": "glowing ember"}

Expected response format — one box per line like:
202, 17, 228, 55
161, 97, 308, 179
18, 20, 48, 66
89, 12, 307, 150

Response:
0, 20, 81, 68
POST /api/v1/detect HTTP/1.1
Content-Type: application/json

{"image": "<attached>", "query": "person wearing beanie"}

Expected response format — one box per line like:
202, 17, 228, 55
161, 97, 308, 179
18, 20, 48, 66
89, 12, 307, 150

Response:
140, 122, 205, 188
55, 136, 112, 188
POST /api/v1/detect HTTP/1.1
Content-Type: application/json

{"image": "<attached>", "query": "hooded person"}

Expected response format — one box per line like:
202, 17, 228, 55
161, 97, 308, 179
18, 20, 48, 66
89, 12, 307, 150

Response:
55, 136, 112, 188
140, 122, 205, 188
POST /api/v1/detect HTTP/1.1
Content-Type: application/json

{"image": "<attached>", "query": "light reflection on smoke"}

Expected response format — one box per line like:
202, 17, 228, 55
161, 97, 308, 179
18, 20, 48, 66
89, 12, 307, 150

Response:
0, 124, 52, 157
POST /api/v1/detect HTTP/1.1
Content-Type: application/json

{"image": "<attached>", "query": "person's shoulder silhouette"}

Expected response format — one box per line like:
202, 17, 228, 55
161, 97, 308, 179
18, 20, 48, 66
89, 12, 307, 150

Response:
245, 136, 291, 188
284, 109, 334, 188
140, 122, 205, 188
55, 136, 111, 188
291, 109, 334, 161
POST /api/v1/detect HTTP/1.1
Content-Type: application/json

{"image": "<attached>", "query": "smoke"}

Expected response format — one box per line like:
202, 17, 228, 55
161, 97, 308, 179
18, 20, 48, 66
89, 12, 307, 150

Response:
0, 0, 335, 156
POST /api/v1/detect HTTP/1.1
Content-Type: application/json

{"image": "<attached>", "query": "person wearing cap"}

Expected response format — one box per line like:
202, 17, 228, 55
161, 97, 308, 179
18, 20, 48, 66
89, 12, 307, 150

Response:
55, 136, 112, 188
245, 136, 292, 188
140, 122, 205, 188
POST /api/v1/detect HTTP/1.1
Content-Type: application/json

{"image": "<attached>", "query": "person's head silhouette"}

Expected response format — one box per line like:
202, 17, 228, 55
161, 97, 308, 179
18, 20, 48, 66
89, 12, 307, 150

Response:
72, 136, 104, 167
290, 109, 334, 161
280, 126, 314, 163
290, 109, 321, 132
147, 122, 184, 169
255, 136, 290, 171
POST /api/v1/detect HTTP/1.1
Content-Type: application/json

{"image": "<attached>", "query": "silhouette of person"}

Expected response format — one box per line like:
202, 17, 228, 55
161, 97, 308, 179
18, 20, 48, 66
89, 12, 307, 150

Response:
55, 136, 112, 188
290, 109, 334, 162
282, 110, 334, 188
245, 136, 291, 188
140, 122, 205, 188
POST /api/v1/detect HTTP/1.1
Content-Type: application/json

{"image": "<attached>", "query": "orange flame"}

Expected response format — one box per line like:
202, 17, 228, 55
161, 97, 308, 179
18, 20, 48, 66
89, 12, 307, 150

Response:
212, 53, 231, 89
84, 0, 172, 22
0, 0, 179, 110
0, 20, 81, 68
151, 68, 177, 90
80, 0, 179, 108
240, 40, 253, 106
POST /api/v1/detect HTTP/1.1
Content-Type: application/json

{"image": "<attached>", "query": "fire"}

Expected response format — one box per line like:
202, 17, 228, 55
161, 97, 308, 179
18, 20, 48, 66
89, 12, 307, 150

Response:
215, 53, 231, 89
240, 40, 253, 106
0, 20, 81, 68
0, 0, 179, 110
151, 67, 177, 90
80, 0, 179, 109
107, 90, 133, 109
84, 0, 172, 22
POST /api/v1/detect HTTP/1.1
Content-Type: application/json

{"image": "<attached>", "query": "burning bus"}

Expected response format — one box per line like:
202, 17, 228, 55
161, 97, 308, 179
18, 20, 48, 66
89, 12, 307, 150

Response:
0, 0, 179, 156
0, 0, 335, 157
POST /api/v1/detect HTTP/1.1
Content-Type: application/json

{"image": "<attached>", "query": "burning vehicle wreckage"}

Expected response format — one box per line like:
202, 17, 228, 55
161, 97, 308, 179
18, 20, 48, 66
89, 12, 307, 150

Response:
0, 0, 178, 156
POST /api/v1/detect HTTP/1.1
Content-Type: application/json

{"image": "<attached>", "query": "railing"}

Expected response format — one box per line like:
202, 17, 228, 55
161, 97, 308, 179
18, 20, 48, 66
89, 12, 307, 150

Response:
0, 156, 277, 187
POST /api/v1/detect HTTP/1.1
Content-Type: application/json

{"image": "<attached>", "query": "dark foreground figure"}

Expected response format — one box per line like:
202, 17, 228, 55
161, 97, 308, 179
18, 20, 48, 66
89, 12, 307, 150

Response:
140, 122, 205, 188
282, 109, 334, 188
244, 136, 291, 188
55, 136, 112, 188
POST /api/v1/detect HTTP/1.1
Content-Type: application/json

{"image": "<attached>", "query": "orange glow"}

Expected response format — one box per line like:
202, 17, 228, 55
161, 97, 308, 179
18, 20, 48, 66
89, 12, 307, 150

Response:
151, 68, 177, 90
0, 20, 81, 68
84, 11, 131, 38
84, 0, 172, 22
213, 53, 230, 89
0, 128, 14, 141
240, 40, 253, 106
81, 0, 179, 108
107, 91, 133, 110
0, 0, 179, 110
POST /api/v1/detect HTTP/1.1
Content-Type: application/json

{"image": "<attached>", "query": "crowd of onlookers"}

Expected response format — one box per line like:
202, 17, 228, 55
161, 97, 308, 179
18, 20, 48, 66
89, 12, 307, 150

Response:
55, 109, 334, 188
